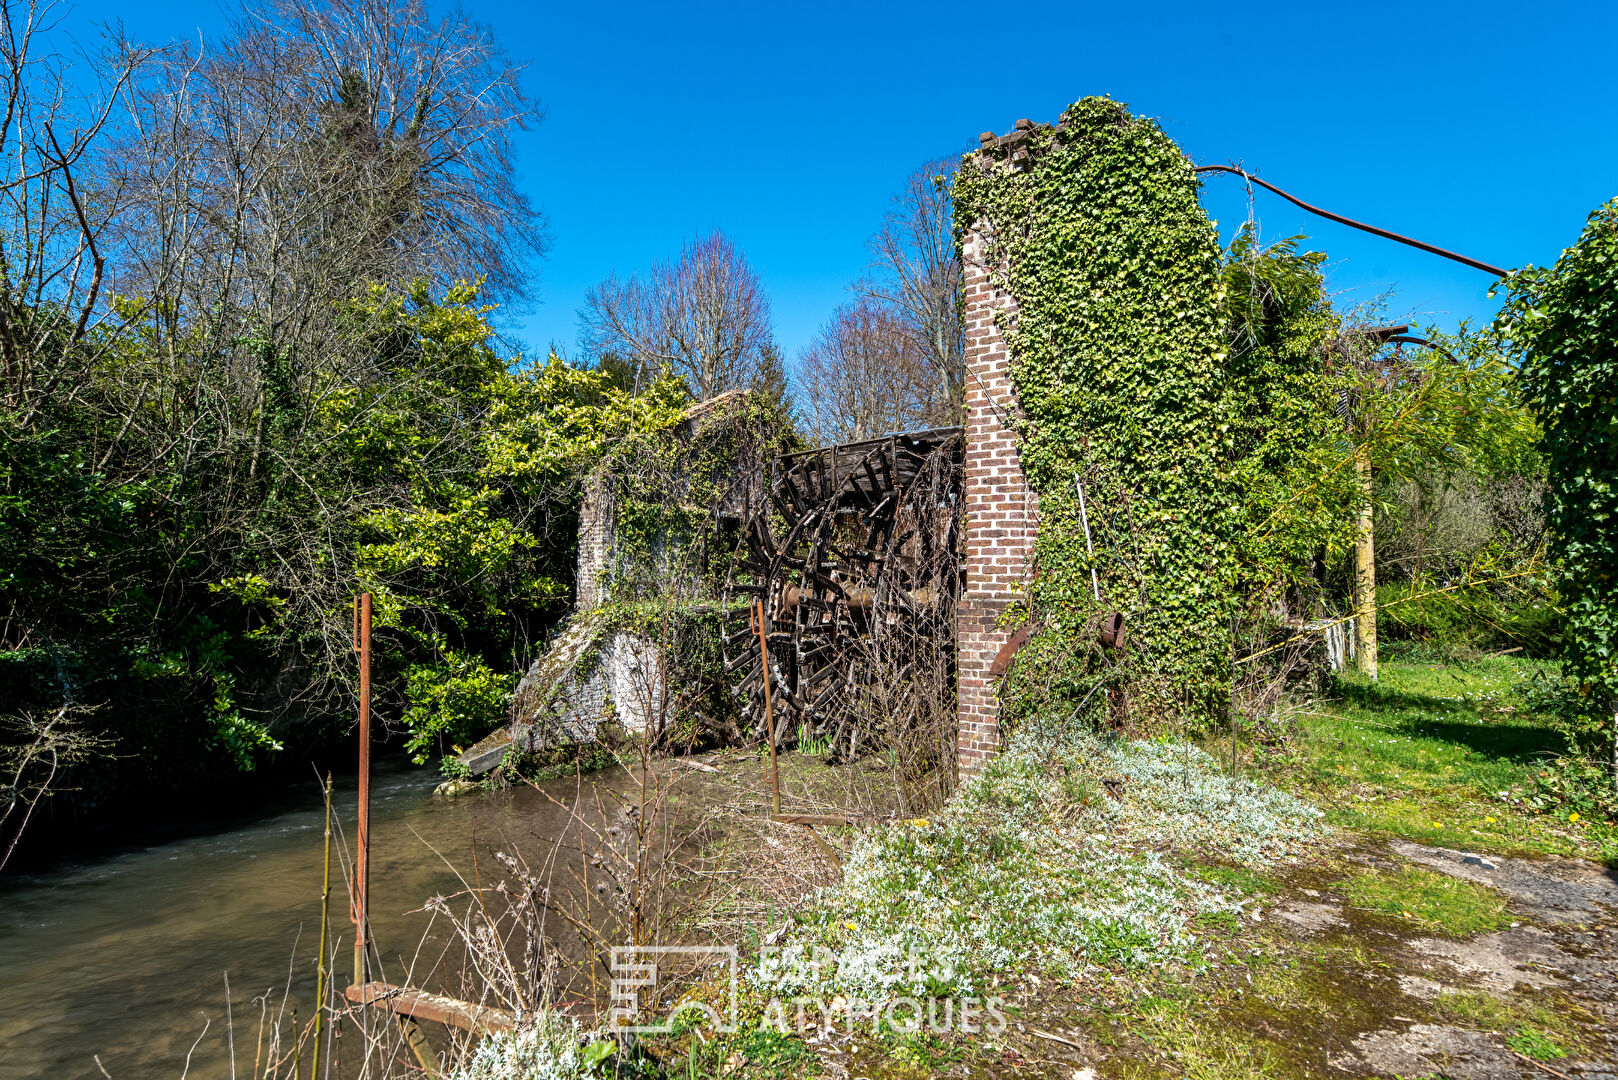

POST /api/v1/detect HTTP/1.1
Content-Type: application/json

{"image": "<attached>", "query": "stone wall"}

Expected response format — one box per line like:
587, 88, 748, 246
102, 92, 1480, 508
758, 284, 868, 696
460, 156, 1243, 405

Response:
457, 616, 664, 776
575, 474, 614, 611
956, 168, 1039, 776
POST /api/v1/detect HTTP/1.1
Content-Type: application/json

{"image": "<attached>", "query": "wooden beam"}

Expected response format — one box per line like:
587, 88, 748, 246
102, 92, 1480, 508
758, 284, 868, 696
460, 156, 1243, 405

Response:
772, 813, 892, 827
344, 982, 516, 1034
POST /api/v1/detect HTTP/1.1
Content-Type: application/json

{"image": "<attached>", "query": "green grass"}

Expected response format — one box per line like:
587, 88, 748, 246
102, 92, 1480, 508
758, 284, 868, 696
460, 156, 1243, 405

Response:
1506, 1027, 1568, 1061
1188, 860, 1284, 898
1338, 865, 1507, 936
1256, 658, 1618, 861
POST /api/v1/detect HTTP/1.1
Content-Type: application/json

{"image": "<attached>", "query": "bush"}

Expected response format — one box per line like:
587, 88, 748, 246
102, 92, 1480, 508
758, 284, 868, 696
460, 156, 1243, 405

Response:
1516, 672, 1618, 820
1376, 581, 1562, 659
400, 645, 514, 764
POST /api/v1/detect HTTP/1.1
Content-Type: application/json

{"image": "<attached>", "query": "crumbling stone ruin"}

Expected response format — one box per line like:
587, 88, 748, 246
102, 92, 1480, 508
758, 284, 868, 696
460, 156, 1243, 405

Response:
457, 391, 764, 775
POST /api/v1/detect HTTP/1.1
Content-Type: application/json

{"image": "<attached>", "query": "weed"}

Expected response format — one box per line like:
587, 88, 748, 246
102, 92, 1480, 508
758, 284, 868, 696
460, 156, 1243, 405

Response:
1505, 1026, 1567, 1061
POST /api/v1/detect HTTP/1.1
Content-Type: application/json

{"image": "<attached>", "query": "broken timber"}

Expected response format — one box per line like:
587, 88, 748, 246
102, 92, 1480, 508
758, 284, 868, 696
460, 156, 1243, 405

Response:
771, 812, 889, 827
723, 426, 965, 760
344, 981, 516, 1034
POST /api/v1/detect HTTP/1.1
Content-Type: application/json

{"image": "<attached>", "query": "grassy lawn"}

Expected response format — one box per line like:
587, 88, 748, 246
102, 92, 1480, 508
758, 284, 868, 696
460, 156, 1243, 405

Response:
1252, 656, 1618, 862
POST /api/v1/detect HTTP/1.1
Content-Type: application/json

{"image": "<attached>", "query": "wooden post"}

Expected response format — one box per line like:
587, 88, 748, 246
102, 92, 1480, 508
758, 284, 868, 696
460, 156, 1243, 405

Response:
753, 598, 780, 816
352, 593, 372, 984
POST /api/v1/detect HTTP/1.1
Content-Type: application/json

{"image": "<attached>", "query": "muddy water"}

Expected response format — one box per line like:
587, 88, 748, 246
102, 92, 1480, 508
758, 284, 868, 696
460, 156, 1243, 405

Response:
0, 760, 629, 1079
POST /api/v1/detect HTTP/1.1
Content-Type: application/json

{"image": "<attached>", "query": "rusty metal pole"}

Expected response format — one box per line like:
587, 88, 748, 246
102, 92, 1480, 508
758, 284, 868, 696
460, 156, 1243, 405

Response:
353, 593, 372, 986
753, 598, 780, 816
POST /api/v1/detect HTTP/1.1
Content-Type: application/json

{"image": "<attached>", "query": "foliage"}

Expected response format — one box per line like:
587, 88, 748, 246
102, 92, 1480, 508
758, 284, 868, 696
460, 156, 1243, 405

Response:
1505, 1027, 1568, 1062
0, 279, 671, 818
400, 642, 512, 763
1497, 196, 1618, 784
1221, 228, 1349, 602
951, 101, 1543, 732
955, 97, 1236, 727
1376, 581, 1561, 659
1514, 672, 1618, 820
594, 391, 797, 605
0, 0, 551, 833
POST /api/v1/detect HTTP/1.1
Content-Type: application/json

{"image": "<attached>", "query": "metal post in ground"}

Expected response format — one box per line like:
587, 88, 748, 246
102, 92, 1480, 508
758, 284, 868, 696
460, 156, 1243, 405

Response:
753, 598, 780, 816
352, 593, 372, 985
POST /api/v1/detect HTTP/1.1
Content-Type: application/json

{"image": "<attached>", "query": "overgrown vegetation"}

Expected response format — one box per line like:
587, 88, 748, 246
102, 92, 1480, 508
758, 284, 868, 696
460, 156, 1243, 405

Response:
1498, 195, 1618, 802
955, 98, 1547, 751
1250, 657, 1616, 859
770, 715, 1322, 999
954, 98, 1237, 727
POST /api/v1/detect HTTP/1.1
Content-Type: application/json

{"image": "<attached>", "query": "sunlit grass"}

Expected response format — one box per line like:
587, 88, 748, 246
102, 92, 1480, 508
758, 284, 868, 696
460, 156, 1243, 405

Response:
1256, 658, 1618, 861
1338, 865, 1507, 936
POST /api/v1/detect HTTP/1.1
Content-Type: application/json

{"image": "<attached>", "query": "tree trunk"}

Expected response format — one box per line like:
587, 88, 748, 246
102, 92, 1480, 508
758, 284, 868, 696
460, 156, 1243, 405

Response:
1353, 445, 1379, 679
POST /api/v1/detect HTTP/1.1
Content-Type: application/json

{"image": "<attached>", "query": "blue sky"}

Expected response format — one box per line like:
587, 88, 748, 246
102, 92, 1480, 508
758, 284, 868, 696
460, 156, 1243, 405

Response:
68, 0, 1618, 363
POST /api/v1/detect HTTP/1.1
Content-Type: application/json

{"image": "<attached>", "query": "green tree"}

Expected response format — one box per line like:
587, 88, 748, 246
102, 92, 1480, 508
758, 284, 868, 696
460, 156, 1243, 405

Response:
1497, 196, 1618, 791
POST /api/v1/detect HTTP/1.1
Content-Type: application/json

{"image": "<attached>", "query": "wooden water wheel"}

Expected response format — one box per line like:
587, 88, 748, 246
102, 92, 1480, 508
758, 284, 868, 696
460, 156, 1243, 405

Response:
721, 427, 964, 760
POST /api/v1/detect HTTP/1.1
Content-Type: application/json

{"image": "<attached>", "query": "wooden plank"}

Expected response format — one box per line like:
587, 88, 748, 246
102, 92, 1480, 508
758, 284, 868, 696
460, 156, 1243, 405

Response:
772, 813, 891, 827
344, 981, 515, 1034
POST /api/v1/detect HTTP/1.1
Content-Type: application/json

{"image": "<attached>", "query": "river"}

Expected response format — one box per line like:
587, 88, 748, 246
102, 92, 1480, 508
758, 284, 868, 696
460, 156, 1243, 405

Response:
0, 759, 625, 1079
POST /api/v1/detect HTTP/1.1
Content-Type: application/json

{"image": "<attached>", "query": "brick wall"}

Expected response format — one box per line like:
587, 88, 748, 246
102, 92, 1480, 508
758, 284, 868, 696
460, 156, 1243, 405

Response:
957, 207, 1039, 776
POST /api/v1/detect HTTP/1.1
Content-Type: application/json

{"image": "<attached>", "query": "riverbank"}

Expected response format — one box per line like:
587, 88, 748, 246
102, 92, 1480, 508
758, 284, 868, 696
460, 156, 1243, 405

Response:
455, 658, 1618, 1079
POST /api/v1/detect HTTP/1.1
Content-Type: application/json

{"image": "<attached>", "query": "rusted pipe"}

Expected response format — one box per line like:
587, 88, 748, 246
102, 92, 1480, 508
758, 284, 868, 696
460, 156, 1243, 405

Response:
752, 598, 780, 816
1195, 164, 1509, 278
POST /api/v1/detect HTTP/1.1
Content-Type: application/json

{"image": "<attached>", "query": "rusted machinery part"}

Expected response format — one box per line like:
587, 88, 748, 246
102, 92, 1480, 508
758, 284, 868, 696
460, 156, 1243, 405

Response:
722, 428, 965, 760
1194, 164, 1509, 279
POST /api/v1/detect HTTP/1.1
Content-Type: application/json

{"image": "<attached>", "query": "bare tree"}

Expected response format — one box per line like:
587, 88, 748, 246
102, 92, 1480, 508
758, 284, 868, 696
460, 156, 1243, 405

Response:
580, 231, 776, 400
0, 0, 153, 427
797, 297, 938, 445
857, 159, 963, 421
109, 0, 543, 311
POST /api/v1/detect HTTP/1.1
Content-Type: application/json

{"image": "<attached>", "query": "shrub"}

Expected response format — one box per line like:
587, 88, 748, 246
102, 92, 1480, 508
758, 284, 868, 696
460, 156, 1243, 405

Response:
400, 645, 513, 764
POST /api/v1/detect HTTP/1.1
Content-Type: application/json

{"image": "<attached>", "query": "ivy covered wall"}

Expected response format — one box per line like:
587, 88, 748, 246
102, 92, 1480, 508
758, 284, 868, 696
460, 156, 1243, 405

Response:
954, 97, 1236, 727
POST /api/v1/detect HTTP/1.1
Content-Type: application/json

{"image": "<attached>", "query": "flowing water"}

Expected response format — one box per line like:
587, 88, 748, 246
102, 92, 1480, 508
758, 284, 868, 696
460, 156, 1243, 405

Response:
0, 760, 628, 1079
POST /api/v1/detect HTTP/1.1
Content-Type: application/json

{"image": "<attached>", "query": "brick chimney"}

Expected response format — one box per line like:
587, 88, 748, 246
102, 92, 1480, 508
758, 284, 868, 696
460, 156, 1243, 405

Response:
956, 125, 1041, 775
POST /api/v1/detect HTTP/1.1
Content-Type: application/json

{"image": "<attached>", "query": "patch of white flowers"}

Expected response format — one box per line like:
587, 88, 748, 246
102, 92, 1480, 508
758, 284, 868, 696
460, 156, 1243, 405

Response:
773, 715, 1325, 1002
444, 1013, 599, 1080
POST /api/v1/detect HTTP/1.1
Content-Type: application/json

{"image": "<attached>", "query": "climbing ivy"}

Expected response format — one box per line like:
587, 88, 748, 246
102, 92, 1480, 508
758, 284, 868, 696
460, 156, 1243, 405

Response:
596, 391, 799, 604
1220, 227, 1346, 595
1497, 197, 1618, 777
954, 97, 1235, 726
